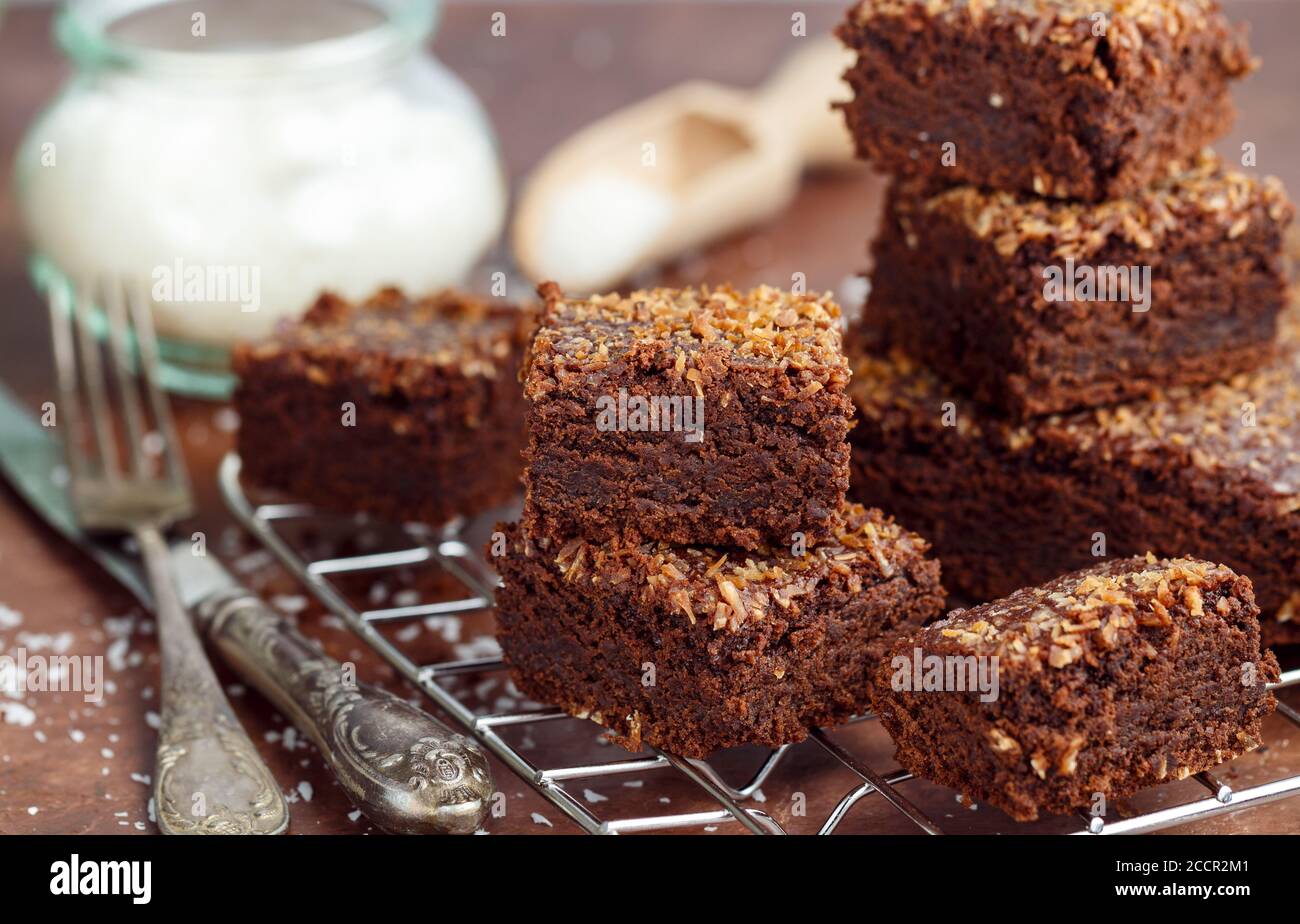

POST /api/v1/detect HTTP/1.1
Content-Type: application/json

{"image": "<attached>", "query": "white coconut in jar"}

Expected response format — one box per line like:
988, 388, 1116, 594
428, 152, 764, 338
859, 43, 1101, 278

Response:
16, 0, 506, 356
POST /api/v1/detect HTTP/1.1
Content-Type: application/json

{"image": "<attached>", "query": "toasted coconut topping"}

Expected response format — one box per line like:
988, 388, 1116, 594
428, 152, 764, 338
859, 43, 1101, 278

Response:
849, 304, 1300, 517
918, 555, 1245, 667
523, 503, 928, 632
906, 150, 1291, 261
239, 287, 534, 384
845, 0, 1252, 55
529, 282, 849, 380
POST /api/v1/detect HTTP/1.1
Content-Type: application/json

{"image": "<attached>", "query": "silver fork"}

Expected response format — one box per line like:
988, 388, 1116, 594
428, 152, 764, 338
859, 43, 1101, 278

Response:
49, 279, 288, 835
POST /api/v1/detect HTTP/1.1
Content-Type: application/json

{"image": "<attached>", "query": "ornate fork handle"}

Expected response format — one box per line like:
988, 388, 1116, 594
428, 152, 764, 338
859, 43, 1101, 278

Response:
194, 586, 494, 835
138, 527, 289, 835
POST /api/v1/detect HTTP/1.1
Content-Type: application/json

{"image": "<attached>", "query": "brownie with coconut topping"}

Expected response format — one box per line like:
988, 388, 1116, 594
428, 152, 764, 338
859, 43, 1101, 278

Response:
835, 0, 1254, 202
870, 556, 1278, 821
862, 151, 1293, 418
234, 288, 535, 527
521, 282, 854, 551
491, 503, 945, 758
846, 308, 1300, 645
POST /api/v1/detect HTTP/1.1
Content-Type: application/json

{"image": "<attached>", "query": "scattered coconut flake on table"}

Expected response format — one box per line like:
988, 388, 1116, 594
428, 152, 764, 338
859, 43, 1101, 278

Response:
106, 638, 130, 672
298, 781, 314, 802
424, 615, 462, 643
530, 812, 553, 828
103, 614, 136, 638
582, 789, 608, 804
1, 702, 36, 727
213, 407, 240, 432
232, 549, 274, 575
0, 603, 22, 629
271, 595, 308, 615
16, 630, 74, 654
453, 636, 501, 661
394, 624, 421, 643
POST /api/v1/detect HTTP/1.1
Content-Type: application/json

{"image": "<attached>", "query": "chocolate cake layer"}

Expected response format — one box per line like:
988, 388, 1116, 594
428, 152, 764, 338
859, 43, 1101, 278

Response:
234, 288, 535, 526
492, 503, 945, 758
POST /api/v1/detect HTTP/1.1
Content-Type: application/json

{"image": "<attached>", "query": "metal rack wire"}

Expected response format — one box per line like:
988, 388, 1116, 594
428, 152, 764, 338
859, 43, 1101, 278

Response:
219, 453, 1300, 835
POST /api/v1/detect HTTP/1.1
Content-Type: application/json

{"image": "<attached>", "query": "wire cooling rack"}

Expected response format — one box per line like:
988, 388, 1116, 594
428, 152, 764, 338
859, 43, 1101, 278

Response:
218, 453, 1300, 835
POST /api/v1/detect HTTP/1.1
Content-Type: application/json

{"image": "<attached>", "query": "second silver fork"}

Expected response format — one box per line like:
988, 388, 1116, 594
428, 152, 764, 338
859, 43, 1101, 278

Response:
49, 279, 288, 835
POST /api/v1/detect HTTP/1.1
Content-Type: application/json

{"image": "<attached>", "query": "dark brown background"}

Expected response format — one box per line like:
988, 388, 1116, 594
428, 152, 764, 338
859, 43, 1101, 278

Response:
0, 1, 1297, 835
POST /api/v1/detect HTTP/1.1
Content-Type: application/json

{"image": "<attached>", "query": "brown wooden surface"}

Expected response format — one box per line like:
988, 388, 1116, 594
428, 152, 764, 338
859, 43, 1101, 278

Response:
0, 0, 1298, 836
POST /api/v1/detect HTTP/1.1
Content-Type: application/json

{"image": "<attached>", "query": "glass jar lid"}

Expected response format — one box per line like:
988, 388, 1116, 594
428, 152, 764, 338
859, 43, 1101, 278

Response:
56, 0, 438, 79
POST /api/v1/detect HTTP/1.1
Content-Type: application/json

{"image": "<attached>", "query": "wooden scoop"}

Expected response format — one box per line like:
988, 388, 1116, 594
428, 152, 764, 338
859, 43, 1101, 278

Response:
512, 37, 859, 294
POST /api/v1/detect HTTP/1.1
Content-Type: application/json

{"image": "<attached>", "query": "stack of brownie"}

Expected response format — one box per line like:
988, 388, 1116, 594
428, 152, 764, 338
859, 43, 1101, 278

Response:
836, 0, 1298, 642
492, 282, 946, 757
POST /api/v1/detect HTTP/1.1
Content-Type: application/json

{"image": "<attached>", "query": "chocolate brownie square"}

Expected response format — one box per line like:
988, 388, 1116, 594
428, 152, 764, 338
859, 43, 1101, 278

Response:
234, 288, 535, 527
846, 312, 1300, 645
492, 503, 945, 758
836, 0, 1253, 202
870, 556, 1278, 821
863, 152, 1293, 419
521, 282, 853, 550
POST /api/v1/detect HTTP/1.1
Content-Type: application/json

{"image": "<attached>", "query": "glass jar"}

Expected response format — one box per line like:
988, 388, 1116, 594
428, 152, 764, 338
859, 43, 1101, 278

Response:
14, 0, 507, 396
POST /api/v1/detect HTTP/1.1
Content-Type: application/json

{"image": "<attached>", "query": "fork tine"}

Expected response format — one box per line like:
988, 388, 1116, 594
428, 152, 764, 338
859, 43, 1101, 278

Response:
125, 286, 188, 490
71, 281, 120, 480
47, 282, 89, 480
102, 278, 148, 477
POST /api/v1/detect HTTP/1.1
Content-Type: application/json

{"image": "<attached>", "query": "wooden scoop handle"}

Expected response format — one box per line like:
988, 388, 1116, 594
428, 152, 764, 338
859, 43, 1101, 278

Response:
752, 36, 858, 170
